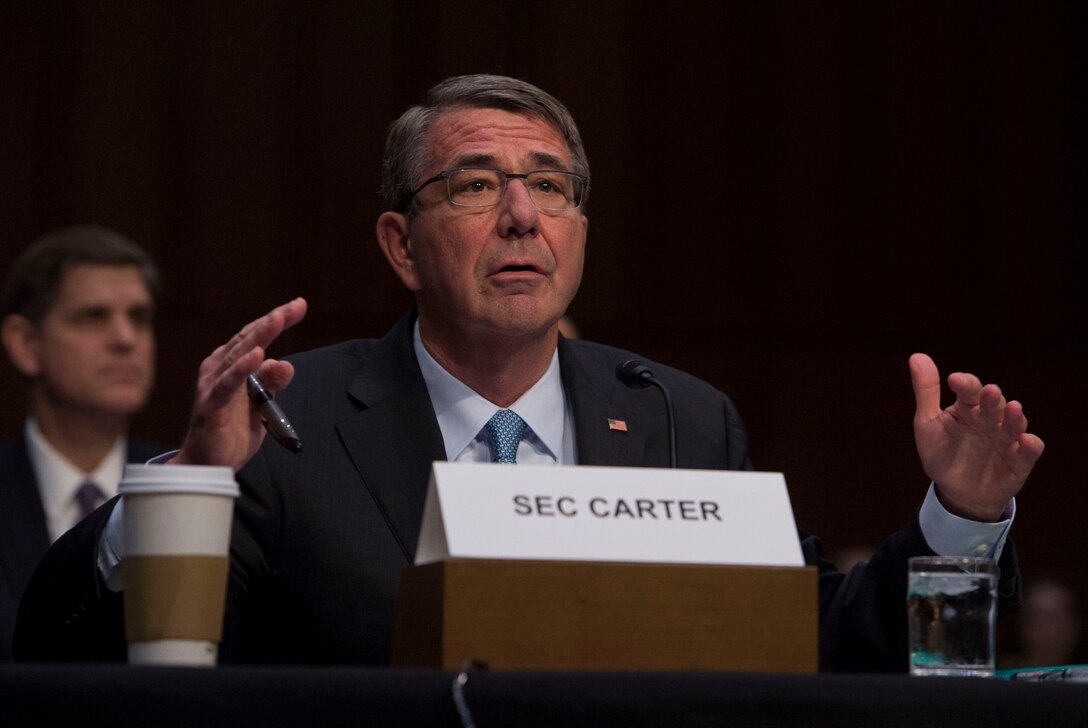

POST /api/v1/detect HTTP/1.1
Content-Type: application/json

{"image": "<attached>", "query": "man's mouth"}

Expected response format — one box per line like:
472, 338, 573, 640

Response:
100, 365, 145, 381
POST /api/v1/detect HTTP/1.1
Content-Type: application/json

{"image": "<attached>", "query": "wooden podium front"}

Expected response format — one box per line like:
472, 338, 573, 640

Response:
391, 559, 817, 673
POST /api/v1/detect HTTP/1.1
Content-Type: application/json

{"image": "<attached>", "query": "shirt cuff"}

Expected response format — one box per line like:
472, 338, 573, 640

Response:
97, 499, 126, 592
918, 483, 1015, 560
147, 449, 180, 464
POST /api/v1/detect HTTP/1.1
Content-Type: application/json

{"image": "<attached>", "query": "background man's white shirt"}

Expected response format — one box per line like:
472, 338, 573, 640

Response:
26, 418, 125, 542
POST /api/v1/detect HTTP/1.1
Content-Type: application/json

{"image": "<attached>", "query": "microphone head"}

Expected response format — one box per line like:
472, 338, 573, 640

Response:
616, 359, 654, 389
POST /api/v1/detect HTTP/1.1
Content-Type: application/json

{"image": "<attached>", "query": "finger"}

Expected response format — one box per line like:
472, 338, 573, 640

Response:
255, 359, 296, 393
201, 323, 266, 385
909, 353, 942, 421
1017, 432, 1046, 463
1001, 400, 1028, 439
246, 297, 308, 352
205, 347, 265, 409
1006, 431, 1046, 478
947, 371, 983, 407
192, 342, 240, 406
224, 302, 294, 363
198, 341, 234, 382
282, 296, 308, 327
978, 384, 1006, 422
217, 298, 308, 379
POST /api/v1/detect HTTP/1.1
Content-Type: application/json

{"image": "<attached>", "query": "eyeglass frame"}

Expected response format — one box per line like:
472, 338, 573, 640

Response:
395, 166, 590, 214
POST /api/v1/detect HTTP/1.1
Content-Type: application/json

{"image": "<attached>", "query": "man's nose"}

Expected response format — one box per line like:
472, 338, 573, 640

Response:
497, 178, 540, 238
107, 314, 139, 347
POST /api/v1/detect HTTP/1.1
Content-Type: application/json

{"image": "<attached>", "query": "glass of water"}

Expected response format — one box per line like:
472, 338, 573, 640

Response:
907, 556, 998, 677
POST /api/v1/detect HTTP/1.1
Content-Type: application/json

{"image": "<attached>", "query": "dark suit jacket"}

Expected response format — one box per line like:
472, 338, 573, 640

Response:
13, 313, 1021, 670
0, 434, 162, 661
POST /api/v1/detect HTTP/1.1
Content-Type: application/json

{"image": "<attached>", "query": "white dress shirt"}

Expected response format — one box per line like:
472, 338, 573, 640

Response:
25, 418, 126, 543
412, 322, 577, 465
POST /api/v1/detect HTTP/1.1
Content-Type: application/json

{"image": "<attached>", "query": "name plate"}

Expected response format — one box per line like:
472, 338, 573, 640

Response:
414, 463, 804, 567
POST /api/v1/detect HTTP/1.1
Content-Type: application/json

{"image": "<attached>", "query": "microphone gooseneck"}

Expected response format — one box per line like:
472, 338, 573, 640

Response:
615, 359, 677, 468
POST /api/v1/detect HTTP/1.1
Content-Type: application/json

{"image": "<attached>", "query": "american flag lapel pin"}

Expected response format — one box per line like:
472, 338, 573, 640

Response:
607, 418, 628, 432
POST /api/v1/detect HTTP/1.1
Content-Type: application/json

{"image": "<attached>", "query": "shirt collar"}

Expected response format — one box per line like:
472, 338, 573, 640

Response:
412, 321, 566, 462
25, 418, 127, 541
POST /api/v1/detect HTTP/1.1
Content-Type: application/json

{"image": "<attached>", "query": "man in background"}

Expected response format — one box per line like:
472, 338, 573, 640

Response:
1000, 579, 1087, 668
0, 225, 162, 660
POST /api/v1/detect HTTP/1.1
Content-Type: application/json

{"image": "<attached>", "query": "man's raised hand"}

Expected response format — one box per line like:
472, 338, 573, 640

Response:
909, 352, 1044, 521
172, 298, 308, 470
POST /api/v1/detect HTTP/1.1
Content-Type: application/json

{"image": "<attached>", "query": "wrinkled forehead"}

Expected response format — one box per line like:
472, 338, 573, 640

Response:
423, 107, 573, 173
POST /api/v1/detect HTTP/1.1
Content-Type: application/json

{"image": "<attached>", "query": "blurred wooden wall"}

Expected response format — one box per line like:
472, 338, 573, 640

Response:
1, 2, 1082, 611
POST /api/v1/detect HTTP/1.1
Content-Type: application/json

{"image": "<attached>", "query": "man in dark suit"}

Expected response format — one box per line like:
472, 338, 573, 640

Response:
0, 226, 161, 661
14, 76, 1044, 671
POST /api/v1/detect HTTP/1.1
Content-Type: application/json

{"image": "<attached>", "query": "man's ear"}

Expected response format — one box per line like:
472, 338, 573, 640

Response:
376, 211, 421, 292
1, 314, 42, 378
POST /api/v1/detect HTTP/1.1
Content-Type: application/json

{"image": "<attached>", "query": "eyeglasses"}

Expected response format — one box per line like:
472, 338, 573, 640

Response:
397, 167, 589, 213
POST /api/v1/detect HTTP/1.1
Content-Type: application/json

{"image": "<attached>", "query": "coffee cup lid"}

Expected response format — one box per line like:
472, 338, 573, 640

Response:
119, 464, 239, 498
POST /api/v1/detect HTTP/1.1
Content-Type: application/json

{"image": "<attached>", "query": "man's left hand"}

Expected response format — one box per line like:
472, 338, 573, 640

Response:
909, 352, 1045, 522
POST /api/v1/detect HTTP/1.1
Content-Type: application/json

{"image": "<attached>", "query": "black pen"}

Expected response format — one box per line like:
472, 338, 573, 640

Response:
246, 373, 302, 453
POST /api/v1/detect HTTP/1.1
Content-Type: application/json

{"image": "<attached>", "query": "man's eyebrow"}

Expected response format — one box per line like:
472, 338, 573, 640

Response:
446, 151, 572, 171
450, 153, 497, 168
528, 152, 569, 171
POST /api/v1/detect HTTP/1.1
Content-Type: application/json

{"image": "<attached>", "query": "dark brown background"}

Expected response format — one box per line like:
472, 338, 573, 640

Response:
2, 2, 1083, 628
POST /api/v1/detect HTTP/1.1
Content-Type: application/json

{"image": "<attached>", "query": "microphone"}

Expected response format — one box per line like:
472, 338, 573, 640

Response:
616, 359, 677, 468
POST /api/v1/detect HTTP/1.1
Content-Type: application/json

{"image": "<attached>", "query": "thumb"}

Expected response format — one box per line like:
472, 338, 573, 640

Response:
255, 359, 296, 394
909, 352, 942, 421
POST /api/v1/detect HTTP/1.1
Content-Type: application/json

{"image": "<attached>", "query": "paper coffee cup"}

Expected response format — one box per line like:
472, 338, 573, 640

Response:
119, 464, 239, 666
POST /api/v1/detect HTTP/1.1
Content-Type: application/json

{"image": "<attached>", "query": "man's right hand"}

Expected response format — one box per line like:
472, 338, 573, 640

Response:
170, 297, 308, 470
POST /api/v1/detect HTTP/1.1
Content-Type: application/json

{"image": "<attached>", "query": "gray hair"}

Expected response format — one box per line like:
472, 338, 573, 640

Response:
1, 225, 160, 324
381, 74, 591, 214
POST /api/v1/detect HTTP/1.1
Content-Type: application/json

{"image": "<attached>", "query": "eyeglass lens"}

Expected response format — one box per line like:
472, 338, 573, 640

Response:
446, 169, 583, 210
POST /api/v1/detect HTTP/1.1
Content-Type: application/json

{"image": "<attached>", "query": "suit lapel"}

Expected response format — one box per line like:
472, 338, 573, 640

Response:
0, 437, 51, 596
335, 315, 446, 562
332, 322, 654, 563
559, 337, 648, 467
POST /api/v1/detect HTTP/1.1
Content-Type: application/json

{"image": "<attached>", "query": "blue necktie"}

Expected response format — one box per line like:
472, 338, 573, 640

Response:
75, 480, 105, 519
485, 409, 528, 464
